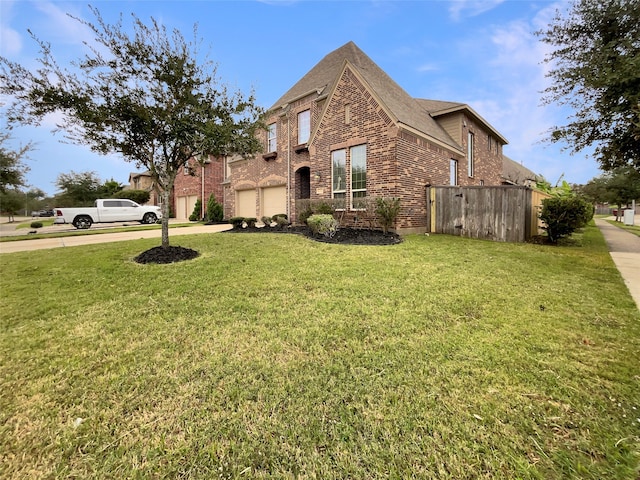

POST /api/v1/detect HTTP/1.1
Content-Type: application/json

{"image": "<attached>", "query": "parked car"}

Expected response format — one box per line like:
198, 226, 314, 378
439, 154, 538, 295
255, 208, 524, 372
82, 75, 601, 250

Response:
38, 209, 54, 217
54, 199, 162, 229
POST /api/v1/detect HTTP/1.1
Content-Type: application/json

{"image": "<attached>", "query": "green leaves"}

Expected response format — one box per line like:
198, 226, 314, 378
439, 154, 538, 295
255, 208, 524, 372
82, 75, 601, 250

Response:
538, 0, 640, 172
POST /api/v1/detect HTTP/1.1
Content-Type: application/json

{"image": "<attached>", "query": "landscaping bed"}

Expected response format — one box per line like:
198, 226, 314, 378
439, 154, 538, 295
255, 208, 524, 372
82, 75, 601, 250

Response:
224, 225, 402, 245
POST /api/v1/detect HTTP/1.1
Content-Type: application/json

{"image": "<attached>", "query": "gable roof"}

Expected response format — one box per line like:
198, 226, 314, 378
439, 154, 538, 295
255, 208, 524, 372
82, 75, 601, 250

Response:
270, 41, 463, 153
416, 99, 509, 145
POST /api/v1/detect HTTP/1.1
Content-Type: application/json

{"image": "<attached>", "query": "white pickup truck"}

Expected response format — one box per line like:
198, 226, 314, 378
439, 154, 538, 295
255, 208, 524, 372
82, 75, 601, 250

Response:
54, 199, 162, 229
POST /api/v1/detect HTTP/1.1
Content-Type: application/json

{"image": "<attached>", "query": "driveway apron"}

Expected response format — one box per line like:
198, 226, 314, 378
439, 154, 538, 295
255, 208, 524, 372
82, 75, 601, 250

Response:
595, 217, 640, 310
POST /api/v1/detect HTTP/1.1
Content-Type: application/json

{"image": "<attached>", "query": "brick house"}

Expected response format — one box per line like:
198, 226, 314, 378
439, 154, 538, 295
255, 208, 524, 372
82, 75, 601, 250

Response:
127, 171, 159, 206
225, 41, 510, 234
173, 155, 226, 220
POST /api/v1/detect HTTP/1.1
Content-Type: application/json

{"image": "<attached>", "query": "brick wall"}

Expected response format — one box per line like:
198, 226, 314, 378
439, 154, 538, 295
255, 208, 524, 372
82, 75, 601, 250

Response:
173, 156, 225, 218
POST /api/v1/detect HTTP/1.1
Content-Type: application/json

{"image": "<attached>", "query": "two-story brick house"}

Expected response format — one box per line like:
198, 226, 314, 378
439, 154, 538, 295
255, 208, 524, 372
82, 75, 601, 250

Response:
225, 41, 509, 234
172, 155, 227, 220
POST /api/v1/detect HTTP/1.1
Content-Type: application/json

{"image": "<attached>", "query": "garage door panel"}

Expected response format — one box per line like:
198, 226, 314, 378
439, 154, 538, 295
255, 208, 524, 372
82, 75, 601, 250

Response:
262, 186, 286, 218
237, 190, 256, 218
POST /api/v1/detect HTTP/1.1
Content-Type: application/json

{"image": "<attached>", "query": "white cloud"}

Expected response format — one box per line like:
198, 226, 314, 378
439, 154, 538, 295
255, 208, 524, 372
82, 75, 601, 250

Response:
417, 63, 439, 73
33, 2, 96, 47
0, 1, 22, 56
449, 0, 506, 21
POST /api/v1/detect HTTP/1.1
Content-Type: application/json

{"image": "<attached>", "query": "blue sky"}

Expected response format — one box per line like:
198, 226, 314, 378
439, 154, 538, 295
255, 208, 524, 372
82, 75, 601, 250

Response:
1, 0, 599, 196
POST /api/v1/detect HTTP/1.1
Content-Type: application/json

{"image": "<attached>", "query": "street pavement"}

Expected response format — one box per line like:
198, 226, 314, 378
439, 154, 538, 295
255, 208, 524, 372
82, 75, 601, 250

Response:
595, 216, 640, 311
0, 217, 231, 254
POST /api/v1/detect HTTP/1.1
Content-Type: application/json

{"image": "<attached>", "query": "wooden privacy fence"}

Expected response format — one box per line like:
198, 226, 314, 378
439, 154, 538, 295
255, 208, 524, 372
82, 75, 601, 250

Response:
426, 186, 550, 243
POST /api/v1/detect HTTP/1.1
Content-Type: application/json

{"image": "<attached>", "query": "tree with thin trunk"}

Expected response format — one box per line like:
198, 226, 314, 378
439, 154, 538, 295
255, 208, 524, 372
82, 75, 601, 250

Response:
0, 6, 263, 248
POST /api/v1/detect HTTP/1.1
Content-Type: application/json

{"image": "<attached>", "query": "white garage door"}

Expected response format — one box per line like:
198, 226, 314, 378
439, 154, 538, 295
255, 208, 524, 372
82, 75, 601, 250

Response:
261, 186, 287, 218
176, 195, 198, 220
236, 189, 256, 218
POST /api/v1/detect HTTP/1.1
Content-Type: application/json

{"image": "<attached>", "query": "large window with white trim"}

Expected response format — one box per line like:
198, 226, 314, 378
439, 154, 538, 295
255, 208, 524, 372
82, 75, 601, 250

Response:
331, 149, 346, 199
298, 110, 310, 144
350, 144, 367, 204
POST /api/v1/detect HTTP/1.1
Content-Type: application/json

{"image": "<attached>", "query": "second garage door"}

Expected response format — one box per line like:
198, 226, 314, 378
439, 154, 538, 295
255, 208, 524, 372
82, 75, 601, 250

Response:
261, 186, 287, 218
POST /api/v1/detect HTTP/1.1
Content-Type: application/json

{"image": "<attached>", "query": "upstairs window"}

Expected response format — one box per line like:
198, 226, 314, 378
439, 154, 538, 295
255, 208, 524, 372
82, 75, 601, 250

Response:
298, 110, 310, 144
467, 131, 475, 177
332, 149, 346, 199
268, 123, 277, 152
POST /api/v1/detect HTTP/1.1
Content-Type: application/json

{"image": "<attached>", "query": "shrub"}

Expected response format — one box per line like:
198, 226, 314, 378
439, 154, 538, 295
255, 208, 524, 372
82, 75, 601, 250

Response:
229, 216, 244, 229
375, 197, 401, 234
244, 217, 257, 228
297, 205, 314, 225
189, 198, 202, 221
307, 214, 340, 238
272, 213, 287, 221
30, 221, 43, 229
274, 215, 290, 228
261, 216, 272, 226
205, 194, 224, 223
113, 189, 150, 205
540, 196, 594, 243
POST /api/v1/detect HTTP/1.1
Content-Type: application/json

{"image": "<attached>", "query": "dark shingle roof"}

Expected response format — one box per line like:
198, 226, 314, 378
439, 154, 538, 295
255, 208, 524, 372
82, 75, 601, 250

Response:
502, 156, 538, 185
270, 41, 463, 152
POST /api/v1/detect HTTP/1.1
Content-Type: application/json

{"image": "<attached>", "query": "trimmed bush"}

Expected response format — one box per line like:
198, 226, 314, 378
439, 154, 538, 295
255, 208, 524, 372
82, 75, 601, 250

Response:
261, 216, 272, 226
272, 213, 287, 221
307, 214, 340, 238
274, 215, 290, 228
113, 189, 150, 205
229, 217, 245, 229
205, 194, 224, 223
244, 217, 257, 228
375, 197, 401, 234
297, 205, 314, 225
30, 221, 43, 229
540, 196, 594, 243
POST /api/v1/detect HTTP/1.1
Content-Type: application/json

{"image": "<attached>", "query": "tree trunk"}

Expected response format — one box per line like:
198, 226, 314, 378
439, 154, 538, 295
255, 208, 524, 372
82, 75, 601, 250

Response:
160, 189, 171, 248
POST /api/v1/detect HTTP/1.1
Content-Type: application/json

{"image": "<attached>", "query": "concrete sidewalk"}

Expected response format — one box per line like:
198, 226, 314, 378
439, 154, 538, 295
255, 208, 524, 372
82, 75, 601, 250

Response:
595, 217, 640, 310
0, 224, 232, 254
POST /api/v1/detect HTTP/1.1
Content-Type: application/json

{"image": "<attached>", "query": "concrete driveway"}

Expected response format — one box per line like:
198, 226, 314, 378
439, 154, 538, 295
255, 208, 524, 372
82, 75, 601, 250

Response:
0, 217, 231, 253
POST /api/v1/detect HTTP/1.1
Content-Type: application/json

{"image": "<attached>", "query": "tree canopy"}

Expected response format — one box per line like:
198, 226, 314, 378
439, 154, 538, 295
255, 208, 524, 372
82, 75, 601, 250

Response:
0, 132, 33, 194
537, 0, 640, 172
0, 6, 263, 248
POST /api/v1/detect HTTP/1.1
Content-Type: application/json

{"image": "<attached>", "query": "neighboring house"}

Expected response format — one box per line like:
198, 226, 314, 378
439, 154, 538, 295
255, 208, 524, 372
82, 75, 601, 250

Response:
173, 155, 226, 220
501, 156, 538, 187
127, 171, 159, 206
225, 41, 510, 233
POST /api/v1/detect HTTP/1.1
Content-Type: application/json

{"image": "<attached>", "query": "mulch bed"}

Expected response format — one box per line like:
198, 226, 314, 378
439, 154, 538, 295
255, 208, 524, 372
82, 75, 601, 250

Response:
134, 226, 401, 264
134, 246, 200, 264
224, 225, 403, 246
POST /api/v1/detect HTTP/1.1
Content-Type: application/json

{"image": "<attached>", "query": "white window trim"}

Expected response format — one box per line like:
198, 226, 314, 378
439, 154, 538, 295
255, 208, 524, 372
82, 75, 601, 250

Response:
331, 149, 346, 203
268, 123, 277, 152
298, 110, 310, 144
350, 144, 367, 210
467, 131, 474, 177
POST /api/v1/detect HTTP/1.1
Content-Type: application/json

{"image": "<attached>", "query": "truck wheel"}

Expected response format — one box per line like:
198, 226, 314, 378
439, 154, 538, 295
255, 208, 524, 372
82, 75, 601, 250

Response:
142, 213, 157, 224
73, 215, 92, 229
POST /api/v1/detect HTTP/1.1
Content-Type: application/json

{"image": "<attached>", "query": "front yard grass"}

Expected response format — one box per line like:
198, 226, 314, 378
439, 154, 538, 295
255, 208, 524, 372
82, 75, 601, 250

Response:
1, 224, 638, 479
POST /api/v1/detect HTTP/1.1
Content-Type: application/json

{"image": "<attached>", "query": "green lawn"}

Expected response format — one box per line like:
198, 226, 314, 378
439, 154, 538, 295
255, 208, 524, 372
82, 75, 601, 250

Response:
1, 225, 639, 479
